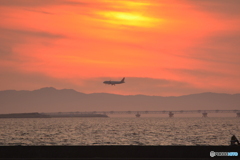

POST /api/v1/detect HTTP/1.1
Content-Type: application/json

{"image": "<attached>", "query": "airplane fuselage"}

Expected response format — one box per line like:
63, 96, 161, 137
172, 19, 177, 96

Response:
103, 78, 125, 85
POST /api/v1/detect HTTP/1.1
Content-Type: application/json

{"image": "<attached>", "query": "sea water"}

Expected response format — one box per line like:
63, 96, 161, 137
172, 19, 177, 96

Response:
0, 117, 239, 146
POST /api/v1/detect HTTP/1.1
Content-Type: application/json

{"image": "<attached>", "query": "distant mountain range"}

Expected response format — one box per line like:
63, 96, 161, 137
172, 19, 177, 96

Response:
0, 87, 239, 114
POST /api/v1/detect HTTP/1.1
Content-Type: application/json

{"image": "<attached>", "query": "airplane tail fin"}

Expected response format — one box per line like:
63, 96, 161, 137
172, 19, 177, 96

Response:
121, 77, 125, 83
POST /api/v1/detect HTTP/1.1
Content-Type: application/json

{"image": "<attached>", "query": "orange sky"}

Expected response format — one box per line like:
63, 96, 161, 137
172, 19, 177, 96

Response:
0, 0, 240, 96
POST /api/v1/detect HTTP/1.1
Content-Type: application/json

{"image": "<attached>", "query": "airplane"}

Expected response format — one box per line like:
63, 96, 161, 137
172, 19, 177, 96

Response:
103, 77, 125, 85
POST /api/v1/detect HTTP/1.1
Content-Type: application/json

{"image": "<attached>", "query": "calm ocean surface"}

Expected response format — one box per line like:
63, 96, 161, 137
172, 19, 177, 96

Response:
0, 117, 239, 146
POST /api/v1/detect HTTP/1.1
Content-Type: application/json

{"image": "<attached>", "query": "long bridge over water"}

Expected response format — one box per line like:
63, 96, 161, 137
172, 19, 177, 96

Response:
43, 110, 240, 118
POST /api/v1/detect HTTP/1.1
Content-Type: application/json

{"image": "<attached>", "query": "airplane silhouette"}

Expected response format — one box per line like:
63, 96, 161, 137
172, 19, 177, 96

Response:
103, 77, 125, 85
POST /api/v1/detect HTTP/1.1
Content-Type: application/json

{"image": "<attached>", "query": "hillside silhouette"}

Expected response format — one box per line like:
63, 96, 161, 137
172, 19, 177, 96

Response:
0, 87, 239, 114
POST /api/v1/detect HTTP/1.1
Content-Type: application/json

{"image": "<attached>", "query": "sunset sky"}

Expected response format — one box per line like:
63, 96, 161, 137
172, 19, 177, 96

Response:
1, 0, 240, 96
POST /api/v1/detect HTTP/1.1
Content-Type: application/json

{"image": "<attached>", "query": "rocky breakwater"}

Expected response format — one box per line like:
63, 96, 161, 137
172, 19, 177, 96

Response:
0, 112, 51, 118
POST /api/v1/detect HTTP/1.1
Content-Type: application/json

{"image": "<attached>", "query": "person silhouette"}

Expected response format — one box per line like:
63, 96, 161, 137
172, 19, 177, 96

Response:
230, 135, 240, 146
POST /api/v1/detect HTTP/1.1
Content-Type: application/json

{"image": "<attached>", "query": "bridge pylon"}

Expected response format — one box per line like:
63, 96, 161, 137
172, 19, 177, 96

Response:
237, 113, 240, 118
136, 113, 140, 118
202, 112, 208, 118
169, 112, 174, 118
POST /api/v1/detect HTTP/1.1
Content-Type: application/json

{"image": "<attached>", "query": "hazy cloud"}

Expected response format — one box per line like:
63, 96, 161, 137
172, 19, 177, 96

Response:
72, 77, 201, 96
0, 0, 87, 7
0, 28, 65, 48
0, 73, 200, 96
0, 28, 65, 39
167, 68, 228, 79
184, 31, 240, 65
0, 28, 66, 63
24, 9, 54, 15
0, 68, 238, 96
188, 0, 240, 18
0, 70, 80, 91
